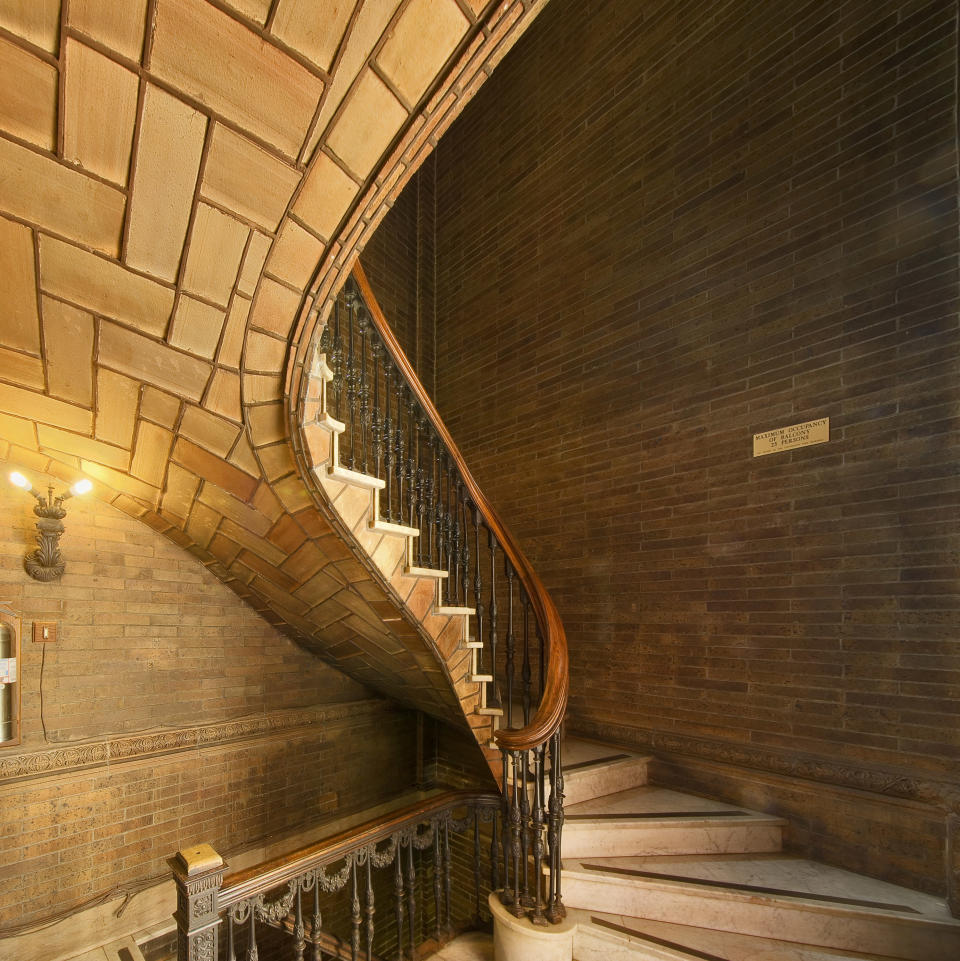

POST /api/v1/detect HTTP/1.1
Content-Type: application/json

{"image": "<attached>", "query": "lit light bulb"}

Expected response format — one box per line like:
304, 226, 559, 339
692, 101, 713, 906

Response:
70, 479, 93, 496
9, 472, 31, 491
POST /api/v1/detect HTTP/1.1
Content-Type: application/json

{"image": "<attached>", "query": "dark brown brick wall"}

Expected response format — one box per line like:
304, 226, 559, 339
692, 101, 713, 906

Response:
400, 0, 960, 892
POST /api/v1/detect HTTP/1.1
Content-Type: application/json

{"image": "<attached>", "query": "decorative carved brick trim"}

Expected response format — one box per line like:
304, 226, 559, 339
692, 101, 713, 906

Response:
571, 719, 960, 816
0, 698, 390, 784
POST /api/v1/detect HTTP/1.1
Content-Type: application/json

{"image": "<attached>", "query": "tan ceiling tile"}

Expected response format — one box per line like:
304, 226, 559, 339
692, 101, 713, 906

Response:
307, 0, 400, 159
0, 0, 61, 53
161, 462, 199, 522
125, 84, 206, 282
0, 216, 40, 354
218, 517, 285, 564
202, 124, 302, 232
0, 345, 44, 389
228, 431, 260, 476
39, 235, 174, 335
98, 321, 209, 402
248, 277, 301, 338
179, 403, 239, 457
258, 440, 295, 481
217, 295, 250, 369
169, 295, 226, 359
244, 330, 286, 372
220, 0, 272, 25
95, 368, 139, 446
237, 232, 272, 296
182, 203, 248, 307
42, 298, 93, 406
206, 369, 241, 422
68, 0, 148, 61
264, 219, 323, 290
151, 0, 324, 158
37, 423, 129, 470
0, 382, 90, 433
242, 371, 283, 403
82, 459, 159, 503
271, 0, 355, 73
140, 386, 181, 428
0, 35, 57, 150
198, 482, 271, 536
0, 411, 36, 448
377, 0, 468, 106
130, 420, 173, 484
292, 151, 359, 240
273, 473, 312, 513
0, 138, 125, 256
327, 69, 407, 178
246, 401, 286, 446
186, 500, 219, 547
62, 39, 139, 187
251, 479, 284, 521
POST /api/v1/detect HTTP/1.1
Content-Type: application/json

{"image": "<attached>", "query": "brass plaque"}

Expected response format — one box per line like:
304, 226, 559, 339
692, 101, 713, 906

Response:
753, 417, 829, 457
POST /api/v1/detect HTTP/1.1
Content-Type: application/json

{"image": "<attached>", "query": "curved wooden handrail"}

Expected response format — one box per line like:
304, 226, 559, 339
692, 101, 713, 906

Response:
352, 263, 569, 754
220, 789, 499, 909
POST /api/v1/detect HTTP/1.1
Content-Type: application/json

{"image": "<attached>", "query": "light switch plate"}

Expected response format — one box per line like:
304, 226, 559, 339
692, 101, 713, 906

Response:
32, 622, 57, 643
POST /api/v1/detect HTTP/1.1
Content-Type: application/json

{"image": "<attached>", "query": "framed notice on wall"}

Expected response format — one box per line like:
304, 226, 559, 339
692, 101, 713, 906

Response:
753, 417, 829, 457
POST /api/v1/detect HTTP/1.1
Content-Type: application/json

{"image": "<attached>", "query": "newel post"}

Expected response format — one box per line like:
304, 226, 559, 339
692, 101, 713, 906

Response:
171, 843, 226, 961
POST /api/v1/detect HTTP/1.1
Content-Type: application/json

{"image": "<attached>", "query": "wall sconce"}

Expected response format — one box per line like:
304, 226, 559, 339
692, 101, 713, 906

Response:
9, 472, 93, 581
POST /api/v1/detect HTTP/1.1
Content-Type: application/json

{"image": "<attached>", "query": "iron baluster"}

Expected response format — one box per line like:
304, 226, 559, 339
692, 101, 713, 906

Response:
539, 621, 545, 700
395, 384, 406, 524
358, 308, 370, 474
506, 565, 516, 728
547, 730, 567, 923
415, 413, 426, 565
521, 592, 532, 725
331, 300, 344, 421
432, 820, 442, 944
371, 340, 384, 482
501, 750, 513, 906
426, 431, 437, 565
247, 908, 259, 961
394, 841, 405, 961
345, 291, 358, 469
460, 495, 470, 608
383, 358, 394, 521
451, 479, 462, 604
312, 881, 323, 961
405, 394, 417, 531
531, 746, 547, 925
489, 807, 499, 893
294, 884, 305, 961
405, 835, 417, 960
443, 818, 453, 938
227, 915, 236, 961
487, 529, 501, 710
510, 751, 524, 917
365, 853, 375, 961
351, 857, 360, 961
472, 506, 485, 675
472, 808, 482, 925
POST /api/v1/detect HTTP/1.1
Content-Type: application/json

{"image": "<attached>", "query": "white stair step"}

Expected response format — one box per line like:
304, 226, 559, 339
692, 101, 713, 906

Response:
369, 518, 420, 538
406, 564, 448, 578
563, 786, 784, 858
574, 911, 899, 961
561, 854, 960, 961
560, 739, 651, 804
435, 605, 474, 616
327, 463, 385, 489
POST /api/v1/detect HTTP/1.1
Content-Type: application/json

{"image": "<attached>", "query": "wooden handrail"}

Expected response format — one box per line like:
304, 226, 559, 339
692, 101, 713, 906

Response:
219, 789, 498, 909
352, 263, 569, 753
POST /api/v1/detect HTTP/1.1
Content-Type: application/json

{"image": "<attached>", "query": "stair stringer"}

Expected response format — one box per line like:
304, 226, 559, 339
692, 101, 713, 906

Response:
299, 353, 503, 776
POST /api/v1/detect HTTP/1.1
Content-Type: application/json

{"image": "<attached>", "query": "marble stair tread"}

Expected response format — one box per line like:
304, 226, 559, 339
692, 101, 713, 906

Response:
563, 785, 785, 857
558, 737, 652, 804
574, 911, 900, 961
561, 854, 960, 961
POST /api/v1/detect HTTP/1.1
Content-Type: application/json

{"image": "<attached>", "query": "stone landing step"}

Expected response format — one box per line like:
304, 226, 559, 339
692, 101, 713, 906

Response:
558, 738, 652, 805
561, 854, 960, 961
573, 912, 897, 961
563, 785, 785, 858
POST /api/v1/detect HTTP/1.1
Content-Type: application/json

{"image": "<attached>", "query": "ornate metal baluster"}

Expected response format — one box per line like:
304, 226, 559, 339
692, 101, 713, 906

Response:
488, 529, 501, 710
351, 857, 361, 961
501, 749, 512, 906
426, 431, 437, 565
506, 565, 516, 728
436, 451, 446, 572
294, 883, 305, 961
365, 852, 375, 961
345, 291, 358, 469
383, 358, 394, 521
443, 817, 453, 938
248, 908, 259, 961
472, 506, 485, 675
489, 806, 499, 893
459, 491, 470, 606
405, 834, 417, 959
406, 394, 417, 531
394, 841, 405, 961
451, 478, 462, 603
521, 592, 532, 726
227, 914, 236, 961
472, 807, 482, 925
371, 340, 384, 483
331, 300, 344, 421
312, 879, 323, 961
395, 384, 406, 524
539, 621, 546, 700
415, 414, 427, 566
432, 818, 443, 944
510, 751, 524, 918
358, 308, 370, 474
531, 746, 547, 925
547, 730, 566, 923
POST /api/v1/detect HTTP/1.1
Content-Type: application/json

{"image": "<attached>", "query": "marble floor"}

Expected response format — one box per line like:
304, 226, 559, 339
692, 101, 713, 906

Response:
430, 930, 494, 961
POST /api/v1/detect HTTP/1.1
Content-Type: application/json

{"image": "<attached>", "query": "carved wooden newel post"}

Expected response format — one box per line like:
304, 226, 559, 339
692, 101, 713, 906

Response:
171, 843, 225, 961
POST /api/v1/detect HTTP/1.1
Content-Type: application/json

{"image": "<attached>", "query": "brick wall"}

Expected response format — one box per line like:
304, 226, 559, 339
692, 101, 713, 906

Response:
0, 460, 419, 930
414, 0, 959, 893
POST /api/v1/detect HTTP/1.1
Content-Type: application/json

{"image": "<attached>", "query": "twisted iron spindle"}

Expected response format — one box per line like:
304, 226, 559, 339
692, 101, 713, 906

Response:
405, 394, 417, 531
345, 293, 358, 469
351, 858, 361, 961
426, 431, 437, 565
383, 358, 394, 521
488, 529, 501, 710
312, 882, 322, 961
547, 731, 567, 923
294, 885, 305, 961
365, 854, 375, 961
460, 495, 470, 608
395, 383, 406, 524
371, 340, 384, 480
358, 308, 370, 474
509, 751, 524, 918
472, 506, 485, 675
501, 750, 513, 907
522, 593, 532, 725
394, 844, 405, 961
531, 746, 547, 925
415, 415, 427, 567
451, 479, 462, 604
